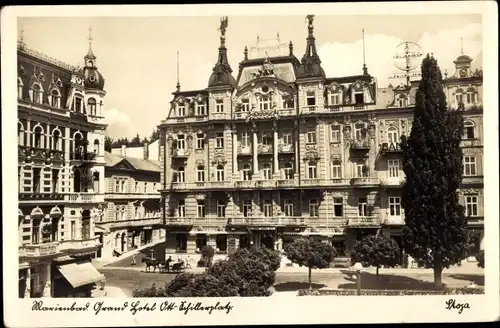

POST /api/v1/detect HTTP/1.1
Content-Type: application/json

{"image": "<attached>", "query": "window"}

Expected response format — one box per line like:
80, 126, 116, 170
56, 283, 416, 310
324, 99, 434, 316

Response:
120, 180, 126, 193
197, 165, 205, 182
263, 200, 273, 217
197, 200, 205, 218
196, 104, 206, 116
465, 195, 478, 217
333, 198, 343, 217
70, 221, 76, 240
75, 97, 83, 113
283, 133, 292, 145
177, 135, 185, 150
243, 164, 251, 181
87, 98, 96, 115
33, 168, 41, 193
52, 169, 59, 193
177, 200, 186, 217
463, 156, 476, 176
306, 129, 316, 144
216, 132, 224, 148
81, 218, 91, 240
281, 198, 293, 216
329, 93, 341, 106
306, 91, 316, 107
241, 99, 250, 112
153, 183, 157, 192
196, 235, 207, 250
358, 198, 368, 216
263, 164, 272, 180
389, 197, 401, 216
115, 180, 120, 193
354, 124, 366, 141
52, 130, 61, 150
331, 163, 342, 178
466, 92, 476, 104
284, 163, 294, 179
216, 165, 225, 181
51, 90, 61, 108
135, 182, 140, 193
387, 126, 399, 144
241, 131, 250, 147
196, 133, 205, 149
282, 97, 294, 109
258, 96, 271, 110
177, 167, 185, 182
242, 200, 252, 217
216, 235, 227, 252
177, 105, 186, 117
456, 92, 464, 105
32, 84, 42, 104
331, 125, 341, 143
308, 162, 317, 179
33, 126, 43, 148
354, 93, 364, 105
357, 164, 368, 177
463, 121, 475, 139
262, 134, 272, 145
215, 99, 224, 113
18, 123, 25, 146
388, 159, 400, 178
217, 200, 226, 218
309, 198, 319, 217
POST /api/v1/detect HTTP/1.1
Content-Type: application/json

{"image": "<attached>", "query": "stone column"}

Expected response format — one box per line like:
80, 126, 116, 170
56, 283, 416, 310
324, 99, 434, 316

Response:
26, 119, 31, 147
24, 268, 31, 298
252, 124, 258, 175
42, 264, 52, 298
232, 127, 238, 177
46, 122, 51, 150
273, 121, 279, 175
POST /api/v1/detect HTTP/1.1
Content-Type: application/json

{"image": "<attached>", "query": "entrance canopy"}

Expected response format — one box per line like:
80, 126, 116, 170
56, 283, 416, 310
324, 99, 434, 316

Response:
56, 262, 105, 288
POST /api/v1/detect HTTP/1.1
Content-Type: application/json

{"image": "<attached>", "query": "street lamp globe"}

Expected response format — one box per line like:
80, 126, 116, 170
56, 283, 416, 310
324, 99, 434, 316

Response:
353, 262, 363, 271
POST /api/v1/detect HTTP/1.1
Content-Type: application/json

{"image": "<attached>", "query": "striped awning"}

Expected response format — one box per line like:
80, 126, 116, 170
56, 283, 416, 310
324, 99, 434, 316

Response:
57, 262, 105, 288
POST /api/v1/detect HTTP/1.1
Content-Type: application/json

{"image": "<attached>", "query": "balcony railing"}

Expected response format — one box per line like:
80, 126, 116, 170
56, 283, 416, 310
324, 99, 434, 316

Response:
460, 138, 482, 147
210, 113, 227, 120
70, 151, 97, 162
227, 217, 249, 225
248, 217, 280, 226
235, 180, 255, 188
301, 178, 324, 186
206, 181, 232, 189
462, 176, 484, 185
255, 180, 276, 188
19, 242, 60, 258
19, 193, 65, 201
59, 237, 101, 253
350, 139, 371, 150
172, 149, 189, 158
99, 217, 163, 229
192, 217, 229, 227
165, 217, 193, 226
383, 216, 405, 225
65, 193, 104, 203
105, 193, 161, 200
233, 112, 249, 120
237, 145, 252, 156
301, 105, 318, 113
350, 177, 380, 186
278, 144, 294, 153
276, 179, 297, 187
347, 216, 381, 227
381, 177, 405, 187
257, 144, 273, 155
279, 216, 306, 226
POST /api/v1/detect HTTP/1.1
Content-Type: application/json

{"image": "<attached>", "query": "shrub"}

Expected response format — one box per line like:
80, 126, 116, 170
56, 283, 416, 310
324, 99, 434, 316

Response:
132, 283, 166, 297
200, 245, 215, 267
229, 246, 281, 271
351, 234, 401, 280
197, 259, 208, 267
164, 273, 196, 296
476, 250, 484, 268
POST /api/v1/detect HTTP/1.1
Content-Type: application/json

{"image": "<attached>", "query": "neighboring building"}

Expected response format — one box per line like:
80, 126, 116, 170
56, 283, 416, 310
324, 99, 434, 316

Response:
17, 33, 107, 297
95, 146, 163, 259
110, 139, 160, 162
157, 17, 483, 263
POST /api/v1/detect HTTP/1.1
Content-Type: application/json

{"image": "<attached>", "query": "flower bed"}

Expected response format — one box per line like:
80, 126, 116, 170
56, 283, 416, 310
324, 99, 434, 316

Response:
297, 287, 484, 296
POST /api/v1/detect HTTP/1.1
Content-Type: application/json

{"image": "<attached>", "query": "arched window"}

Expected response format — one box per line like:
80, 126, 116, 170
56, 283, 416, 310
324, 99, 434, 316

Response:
52, 129, 61, 151
177, 167, 185, 183
262, 164, 272, 180
196, 165, 205, 182
18, 122, 25, 146
463, 121, 475, 139
216, 165, 224, 181
93, 139, 100, 155
31, 84, 43, 104
387, 126, 399, 145
73, 132, 84, 154
284, 162, 294, 179
307, 161, 317, 179
242, 164, 251, 181
88, 98, 97, 116
33, 125, 43, 148
50, 89, 61, 108
396, 94, 407, 108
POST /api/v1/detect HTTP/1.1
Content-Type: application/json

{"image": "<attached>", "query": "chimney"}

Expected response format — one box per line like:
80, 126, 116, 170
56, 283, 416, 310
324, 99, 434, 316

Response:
143, 142, 149, 160
121, 145, 126, 156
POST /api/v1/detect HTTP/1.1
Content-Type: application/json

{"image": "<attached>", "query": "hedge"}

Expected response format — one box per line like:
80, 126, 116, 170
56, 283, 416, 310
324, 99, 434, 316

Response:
297, 287, 484, 296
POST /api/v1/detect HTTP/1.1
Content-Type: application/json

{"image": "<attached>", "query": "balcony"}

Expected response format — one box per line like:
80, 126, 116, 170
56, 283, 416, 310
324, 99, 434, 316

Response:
350, 177, 380, 187
210, 113, 227, 120
206, 181, 232, 189
235, 180, 255, 189
233, 112, 249, 120
192, 217, 228, 228
70, 151, 97, 163
237, 145, 252, 156
170, 182, 188, 190
381, 177, 405, 187
227, 217, 249, 226
19, 193, 65, 202
255, 180, 276, 189
460, 138, 482, 147
461, 176, 484, 185
276, 179, 297, 188
301, 105, 318, 114
172, 149, 189, 159
59, 237, 101, 255
278, 144, 294, 153
165, 115, 209, 124
379, 142, 403, 154
165, 217, 193, 226
383, 216, 405, 225
350, 139, 371, 150
330, 178, 350, 186
19, 242, 60, 259
278, 108, 295, 116
105, 193, 161, 200
248, 217, 280, 226
347, 216, 381, 227
65, 193, 105, 203
301, 179, 325, 187
100, 217, 163, 229
279, 216, 306, 226
257, 144, 273, 155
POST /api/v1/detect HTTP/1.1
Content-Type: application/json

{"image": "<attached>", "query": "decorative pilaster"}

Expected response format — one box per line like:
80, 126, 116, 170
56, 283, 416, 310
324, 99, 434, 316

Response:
273, 121, 279, 175
252, 123, 258, 175
26, 119, 31, 147
24, 268, 31, 298
232, 125, 238, 176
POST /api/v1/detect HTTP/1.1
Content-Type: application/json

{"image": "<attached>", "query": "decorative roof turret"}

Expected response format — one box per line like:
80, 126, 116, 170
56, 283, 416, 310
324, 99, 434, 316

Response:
83, 27, 105, 91
296, 15, 325, 79
208, 16, 236, 88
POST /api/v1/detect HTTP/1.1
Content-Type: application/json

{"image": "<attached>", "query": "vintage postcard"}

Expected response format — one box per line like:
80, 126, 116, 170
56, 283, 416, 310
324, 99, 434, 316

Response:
2, 2, 499, 326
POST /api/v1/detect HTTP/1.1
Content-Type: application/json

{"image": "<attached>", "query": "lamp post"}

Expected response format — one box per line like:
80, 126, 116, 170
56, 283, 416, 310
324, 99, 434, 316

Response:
353, 262, 363, 296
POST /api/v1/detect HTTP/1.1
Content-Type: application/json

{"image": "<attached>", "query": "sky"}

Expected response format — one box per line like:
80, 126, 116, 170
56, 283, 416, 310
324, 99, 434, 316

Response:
18, 14, 482, 140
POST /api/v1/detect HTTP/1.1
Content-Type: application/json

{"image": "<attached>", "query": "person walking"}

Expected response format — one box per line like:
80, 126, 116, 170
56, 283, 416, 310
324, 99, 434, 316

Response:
131, 254, 136, 266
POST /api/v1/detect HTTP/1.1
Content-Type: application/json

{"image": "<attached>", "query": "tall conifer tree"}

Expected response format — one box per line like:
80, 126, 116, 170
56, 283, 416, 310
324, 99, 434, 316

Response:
401, 55, 468, 289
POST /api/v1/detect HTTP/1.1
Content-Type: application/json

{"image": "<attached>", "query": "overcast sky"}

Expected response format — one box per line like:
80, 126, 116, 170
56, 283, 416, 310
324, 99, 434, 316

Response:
18, 14, 482, 139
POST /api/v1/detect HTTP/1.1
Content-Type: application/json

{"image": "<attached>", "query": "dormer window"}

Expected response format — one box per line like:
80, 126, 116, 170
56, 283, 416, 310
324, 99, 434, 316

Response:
354, 93, 364, 105
88, 98, 97, 116
177, 104, 186, 117
74, 96, 83, 113
50, 90, 61, 108
396, 94, 407, 108
196, 103, 206, 116
241, 99, 250, 112
215, 99, 224, 113
329, 93, 341, 106
258, 95, 271, 111
31, 84, 43, 104
306, 92, 316, 107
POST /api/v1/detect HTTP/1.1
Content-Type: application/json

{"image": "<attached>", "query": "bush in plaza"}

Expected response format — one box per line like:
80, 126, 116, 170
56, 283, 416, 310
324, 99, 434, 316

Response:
228, 245, 282, 272
164, 272, 197, 296
284, 238, 337, 290
351, 234, 401, 281
476, 250, 484, 268
174, 272, 239, 297
401, 55, 468, 290
132, 283, 166, 297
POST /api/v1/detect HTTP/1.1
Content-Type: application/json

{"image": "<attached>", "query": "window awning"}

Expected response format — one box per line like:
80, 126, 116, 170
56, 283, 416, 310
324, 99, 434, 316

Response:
57, 262, 105, 288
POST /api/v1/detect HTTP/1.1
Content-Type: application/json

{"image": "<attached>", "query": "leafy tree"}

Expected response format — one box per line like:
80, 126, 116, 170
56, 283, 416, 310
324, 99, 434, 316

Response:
284, 238, 337, 289
164, 273, 196, 296
104, 136, 114, 152
401, 54, 468, 289
150, 128, 161, 143
475, 250, 484, 268
351, 234, 401, 282
199, 245, 215, 267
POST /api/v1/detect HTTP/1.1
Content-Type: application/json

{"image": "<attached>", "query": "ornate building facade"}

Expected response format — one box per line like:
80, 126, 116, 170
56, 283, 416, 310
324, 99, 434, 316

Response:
157, 17, 484, 263
17, 33, 107, 297
95, 145, 164, 260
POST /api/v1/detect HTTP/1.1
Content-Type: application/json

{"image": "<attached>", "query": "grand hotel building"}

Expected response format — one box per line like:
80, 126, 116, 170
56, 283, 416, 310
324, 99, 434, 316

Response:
157, 17, 483, 262
17, 34, 107, 297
